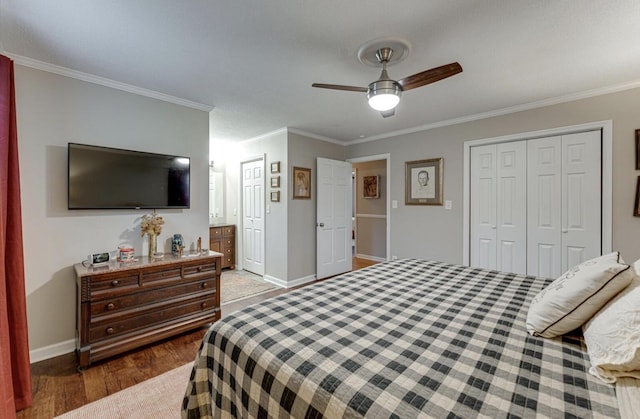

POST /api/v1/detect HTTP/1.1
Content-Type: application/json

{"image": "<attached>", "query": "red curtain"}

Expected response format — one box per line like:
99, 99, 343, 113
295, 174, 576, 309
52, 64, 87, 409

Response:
0, 55, 32, 416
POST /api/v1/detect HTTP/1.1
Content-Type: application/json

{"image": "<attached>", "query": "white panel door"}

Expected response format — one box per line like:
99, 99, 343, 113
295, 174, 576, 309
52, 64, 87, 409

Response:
527, 136, 562, 278
316, 158, 352, 279
242, 160, 265, 275
470, 145, 497, 271
527, 131, 601, 278
496, 141, 527, 274
561, 130, 601, 271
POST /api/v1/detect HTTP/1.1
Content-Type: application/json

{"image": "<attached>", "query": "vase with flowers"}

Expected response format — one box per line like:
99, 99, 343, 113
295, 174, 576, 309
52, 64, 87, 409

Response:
140, 211, 165, 258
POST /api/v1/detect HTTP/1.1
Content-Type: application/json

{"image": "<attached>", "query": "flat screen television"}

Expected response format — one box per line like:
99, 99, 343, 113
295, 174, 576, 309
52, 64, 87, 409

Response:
68, 143, 190, 209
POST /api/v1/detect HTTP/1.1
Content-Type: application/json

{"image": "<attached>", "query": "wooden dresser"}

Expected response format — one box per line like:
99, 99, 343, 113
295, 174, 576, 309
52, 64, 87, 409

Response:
74, 251, 222, 368
209, 224, 235, 269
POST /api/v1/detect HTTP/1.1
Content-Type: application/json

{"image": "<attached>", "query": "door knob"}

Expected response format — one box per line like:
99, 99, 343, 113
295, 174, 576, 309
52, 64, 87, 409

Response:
317, 222, 324, 227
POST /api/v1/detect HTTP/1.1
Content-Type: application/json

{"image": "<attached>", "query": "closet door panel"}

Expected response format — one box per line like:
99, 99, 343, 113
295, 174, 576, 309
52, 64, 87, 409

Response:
470, 145, 497, 271
561, 131, 601, 271
496, 141, 527, 274
527, 137, 562, 278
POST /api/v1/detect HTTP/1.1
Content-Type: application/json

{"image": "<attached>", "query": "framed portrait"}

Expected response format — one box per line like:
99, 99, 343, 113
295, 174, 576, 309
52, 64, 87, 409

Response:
636, 130, 640, 170
271, 176, 280, 188
635, 176, 640, 217
363, 175, 380, 199
405, 158, 443, 205
270, 190, 280, 202
270, 161, 280, 173
293, 166, 311, 199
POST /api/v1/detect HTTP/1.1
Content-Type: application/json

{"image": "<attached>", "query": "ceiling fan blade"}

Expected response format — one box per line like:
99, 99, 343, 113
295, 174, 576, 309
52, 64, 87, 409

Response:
397, 62, 463, 91
380, 109, 395, 118
312, 83, 368, 92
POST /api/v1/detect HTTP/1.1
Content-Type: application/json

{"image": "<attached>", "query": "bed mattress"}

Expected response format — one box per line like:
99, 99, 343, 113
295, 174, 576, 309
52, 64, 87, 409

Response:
182, 259, 619, 418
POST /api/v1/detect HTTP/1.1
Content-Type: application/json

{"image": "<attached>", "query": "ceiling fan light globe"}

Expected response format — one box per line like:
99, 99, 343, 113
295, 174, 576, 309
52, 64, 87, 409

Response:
368, 94, 400, 111
367, 80, 401, 111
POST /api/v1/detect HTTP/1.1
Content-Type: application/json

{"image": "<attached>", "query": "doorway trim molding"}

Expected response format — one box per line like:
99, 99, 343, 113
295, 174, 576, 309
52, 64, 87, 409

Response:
347, 153, 391, 261
462, 120, 613, 266
237, 154, 266, 273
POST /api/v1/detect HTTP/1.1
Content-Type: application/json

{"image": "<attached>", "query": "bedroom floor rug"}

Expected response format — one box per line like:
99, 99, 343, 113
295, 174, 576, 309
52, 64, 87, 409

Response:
220, 269, 279, 304
55, 363, 192, 419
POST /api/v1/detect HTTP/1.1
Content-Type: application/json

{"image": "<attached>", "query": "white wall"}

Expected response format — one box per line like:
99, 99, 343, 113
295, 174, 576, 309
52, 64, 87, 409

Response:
346, 87, 640, 264
15, 65, 209, 360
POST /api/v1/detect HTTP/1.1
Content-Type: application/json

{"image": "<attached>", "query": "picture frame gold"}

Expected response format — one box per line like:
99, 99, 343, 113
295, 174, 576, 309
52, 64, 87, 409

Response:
271, 176, 280, 188
270, 190, 280, 202
363, 175, 380, 199
293, 166, 311, 199
405, 158, 443, 205
270, 161, 280, 174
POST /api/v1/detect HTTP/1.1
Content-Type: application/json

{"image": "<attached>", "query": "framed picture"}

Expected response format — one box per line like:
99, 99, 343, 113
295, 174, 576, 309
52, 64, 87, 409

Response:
271, 176, 280, 188
635, 176, 640, 217
270, 190, 280, 202
636, 130, 640, 170
293, 166, 311, 199
363, 175, 380, 199
405, 158, 443, 205
270, 161, 280, 173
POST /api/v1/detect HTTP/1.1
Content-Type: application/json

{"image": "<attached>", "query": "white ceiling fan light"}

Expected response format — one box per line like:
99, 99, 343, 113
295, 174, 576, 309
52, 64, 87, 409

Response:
367, 83, 401, 111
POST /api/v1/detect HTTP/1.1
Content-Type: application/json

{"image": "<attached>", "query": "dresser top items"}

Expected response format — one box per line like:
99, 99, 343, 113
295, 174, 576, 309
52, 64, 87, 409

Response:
74, 250, 224, 276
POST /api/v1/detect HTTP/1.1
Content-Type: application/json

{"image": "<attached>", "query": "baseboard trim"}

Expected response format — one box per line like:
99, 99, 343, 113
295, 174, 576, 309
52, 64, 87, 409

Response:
30, 338, 75, 364
285, 274, 316, 288
355, 254, 386, 262
263, 274, 316, 289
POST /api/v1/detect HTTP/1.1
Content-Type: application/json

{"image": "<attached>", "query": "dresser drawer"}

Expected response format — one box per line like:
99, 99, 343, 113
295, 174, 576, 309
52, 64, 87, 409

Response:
89, 272, 140, 299
90, 279, 216, 317
89, 294, 216, 342
222, 237, 235, 249
222, 226, 235, 237
183, 260, 218, 279
141, 265, 182, 286
210, 227, 223, 238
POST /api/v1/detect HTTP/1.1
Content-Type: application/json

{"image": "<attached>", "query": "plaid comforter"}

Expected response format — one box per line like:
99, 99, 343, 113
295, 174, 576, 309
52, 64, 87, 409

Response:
182, 259, 619, 418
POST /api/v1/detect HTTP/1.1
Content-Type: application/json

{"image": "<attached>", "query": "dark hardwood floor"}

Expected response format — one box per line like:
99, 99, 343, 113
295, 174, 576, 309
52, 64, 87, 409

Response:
17, 257, 378, 418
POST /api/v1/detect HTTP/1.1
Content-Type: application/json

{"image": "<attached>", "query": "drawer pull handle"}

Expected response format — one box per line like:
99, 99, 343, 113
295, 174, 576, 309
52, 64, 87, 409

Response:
201, 302, 207, 309
106, 303, 115, 311
111, 280, 119, 287
201, 282, 208, 288
106, 327, 114, 335
197, 267, 203, 272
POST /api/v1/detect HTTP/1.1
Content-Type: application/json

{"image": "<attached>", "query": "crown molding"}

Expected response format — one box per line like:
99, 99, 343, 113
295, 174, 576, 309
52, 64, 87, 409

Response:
346, 78, 640, 145
6, 53, 213, 112
287, 128, 343, 145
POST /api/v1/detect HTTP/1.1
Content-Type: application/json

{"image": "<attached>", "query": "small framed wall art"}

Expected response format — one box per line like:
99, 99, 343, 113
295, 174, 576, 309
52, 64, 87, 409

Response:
293, 166, 311, 199
271, 176, 280, 188
271, 161, 281, 173
405, 158, 443, 205
363, 175, 380, 199
636, 129, 640, 170
270, 190, 280, 202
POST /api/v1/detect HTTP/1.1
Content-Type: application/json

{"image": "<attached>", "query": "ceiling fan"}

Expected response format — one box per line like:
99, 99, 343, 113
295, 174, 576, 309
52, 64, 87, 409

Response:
312, 46, 462, 118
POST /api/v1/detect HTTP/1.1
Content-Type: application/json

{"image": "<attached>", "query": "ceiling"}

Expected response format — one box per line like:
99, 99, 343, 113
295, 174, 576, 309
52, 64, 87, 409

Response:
1, 1, 640, 144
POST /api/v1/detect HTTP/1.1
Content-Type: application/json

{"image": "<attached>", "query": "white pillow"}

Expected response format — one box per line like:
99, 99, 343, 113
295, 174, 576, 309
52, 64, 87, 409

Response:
526, 252, 634, 338
583, 276, 640, 383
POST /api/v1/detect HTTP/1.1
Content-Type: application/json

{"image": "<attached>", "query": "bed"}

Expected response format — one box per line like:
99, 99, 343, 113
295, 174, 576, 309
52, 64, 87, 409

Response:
182, 259, 625, 418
